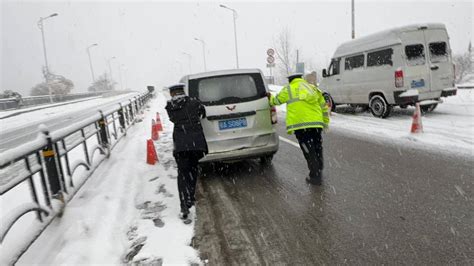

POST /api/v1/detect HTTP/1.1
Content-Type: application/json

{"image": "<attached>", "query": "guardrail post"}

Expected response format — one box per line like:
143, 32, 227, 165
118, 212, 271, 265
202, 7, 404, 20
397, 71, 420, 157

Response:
128, 100, 134, 122
41, 127, 64, 199
98, 111, 109, 148
118, 103, 126, 132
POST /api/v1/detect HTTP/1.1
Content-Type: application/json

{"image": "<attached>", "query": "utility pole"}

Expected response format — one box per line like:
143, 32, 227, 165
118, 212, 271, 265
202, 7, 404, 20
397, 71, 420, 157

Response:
352, 0, 355, 39
37, 13, 58, 103
86, 43, 98, 83
220, 4, 240, 68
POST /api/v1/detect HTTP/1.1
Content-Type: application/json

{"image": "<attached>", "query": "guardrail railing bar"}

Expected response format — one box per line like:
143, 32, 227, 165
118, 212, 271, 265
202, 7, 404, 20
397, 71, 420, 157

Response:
53, 141, 68, 195
60, 138, 74, 188
25, 158, 43, 222
81, 128, 91, 166
36, 151, 52, 209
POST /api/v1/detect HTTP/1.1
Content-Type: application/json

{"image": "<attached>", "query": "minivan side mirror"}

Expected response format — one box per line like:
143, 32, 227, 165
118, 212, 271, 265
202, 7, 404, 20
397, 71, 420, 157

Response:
322, 69, 328, 78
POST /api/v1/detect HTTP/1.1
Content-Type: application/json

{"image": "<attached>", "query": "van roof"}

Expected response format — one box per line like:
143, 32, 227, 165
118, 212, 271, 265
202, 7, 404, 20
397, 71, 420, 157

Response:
333, 23, 447, 58
184, 68, 262, 80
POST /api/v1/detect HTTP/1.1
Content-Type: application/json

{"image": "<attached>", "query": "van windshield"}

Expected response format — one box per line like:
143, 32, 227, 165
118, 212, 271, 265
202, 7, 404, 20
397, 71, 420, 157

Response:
189, 73, 266, 106
429, 42, 448, 63
405, 44, 425, 66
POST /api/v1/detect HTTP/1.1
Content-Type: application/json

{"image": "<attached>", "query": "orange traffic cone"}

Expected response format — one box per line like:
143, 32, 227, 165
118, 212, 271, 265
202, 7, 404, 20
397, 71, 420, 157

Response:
411, 102, 423, 133
151, 119, 159, 140
155, 113, 163, 131
146, 139, 159, 165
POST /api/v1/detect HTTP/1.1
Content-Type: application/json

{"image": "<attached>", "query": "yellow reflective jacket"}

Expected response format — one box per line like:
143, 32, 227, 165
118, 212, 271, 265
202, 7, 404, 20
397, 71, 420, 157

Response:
269, 78, 329, 134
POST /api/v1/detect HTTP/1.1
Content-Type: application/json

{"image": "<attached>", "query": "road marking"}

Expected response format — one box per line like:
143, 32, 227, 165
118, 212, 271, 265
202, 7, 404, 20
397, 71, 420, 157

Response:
279, 136, 300, 148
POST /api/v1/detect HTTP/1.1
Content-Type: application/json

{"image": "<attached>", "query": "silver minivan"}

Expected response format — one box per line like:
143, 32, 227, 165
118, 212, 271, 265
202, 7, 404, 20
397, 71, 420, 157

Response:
180, 69, 279, 163
320, 23, 456, 118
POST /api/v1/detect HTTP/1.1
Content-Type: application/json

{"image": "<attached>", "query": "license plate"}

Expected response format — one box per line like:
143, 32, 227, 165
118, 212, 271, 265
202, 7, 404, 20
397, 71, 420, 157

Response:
218, 118, 247, 130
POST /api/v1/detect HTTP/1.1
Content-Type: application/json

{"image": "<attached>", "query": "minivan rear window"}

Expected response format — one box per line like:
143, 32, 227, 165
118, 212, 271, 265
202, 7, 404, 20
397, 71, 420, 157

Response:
189, 73, 266, 106
429, 42, 448, 63
405, 44, 425, 65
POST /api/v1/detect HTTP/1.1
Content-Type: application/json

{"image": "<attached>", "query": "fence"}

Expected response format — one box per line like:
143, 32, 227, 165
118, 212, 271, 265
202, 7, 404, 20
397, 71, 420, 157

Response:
0, 91, 128, 111
0, 92, 152, 264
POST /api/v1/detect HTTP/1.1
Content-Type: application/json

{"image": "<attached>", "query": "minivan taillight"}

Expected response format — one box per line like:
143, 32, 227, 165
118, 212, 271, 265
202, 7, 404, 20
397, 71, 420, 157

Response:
395, 69, 404, 88
271, 106, 277, 124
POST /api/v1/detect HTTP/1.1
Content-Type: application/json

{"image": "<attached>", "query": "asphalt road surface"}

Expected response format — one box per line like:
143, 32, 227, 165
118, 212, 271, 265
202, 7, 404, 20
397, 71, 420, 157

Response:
193, 115, 474, 265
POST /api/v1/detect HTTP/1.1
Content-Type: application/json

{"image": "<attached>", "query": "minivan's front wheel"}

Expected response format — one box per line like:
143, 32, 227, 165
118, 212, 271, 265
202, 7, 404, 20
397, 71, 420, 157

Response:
369, 95, 392, 118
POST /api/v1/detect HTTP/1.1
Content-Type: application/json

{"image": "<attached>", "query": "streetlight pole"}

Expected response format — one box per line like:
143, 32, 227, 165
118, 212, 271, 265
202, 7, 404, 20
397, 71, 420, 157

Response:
194, 37, 207, 72
37, 13, 58, 103
118, 64, 124, 91
182, 52, 192, 73
220, 4, 239, 69
351, 0, 355, 39
107, 57, 116, 90
86, 43, 98, 83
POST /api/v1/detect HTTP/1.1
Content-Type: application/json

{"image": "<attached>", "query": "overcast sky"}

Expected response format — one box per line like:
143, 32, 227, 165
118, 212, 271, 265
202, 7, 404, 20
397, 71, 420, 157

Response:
1, 0, 472, 95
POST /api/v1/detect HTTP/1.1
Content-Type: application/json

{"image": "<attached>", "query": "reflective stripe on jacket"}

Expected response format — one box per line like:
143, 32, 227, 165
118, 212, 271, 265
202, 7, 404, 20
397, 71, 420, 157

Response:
269, 78, 329, 134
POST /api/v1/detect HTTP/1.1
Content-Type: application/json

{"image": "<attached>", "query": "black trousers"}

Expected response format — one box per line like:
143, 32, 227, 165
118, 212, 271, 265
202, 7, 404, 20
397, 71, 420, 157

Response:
294, 128, 324, 181
174, 151, 205, 213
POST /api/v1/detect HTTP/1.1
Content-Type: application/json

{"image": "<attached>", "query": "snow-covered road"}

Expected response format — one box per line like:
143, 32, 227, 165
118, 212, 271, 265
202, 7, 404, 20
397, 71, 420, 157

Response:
3, 94, 199, 265
270, 85, 474, 157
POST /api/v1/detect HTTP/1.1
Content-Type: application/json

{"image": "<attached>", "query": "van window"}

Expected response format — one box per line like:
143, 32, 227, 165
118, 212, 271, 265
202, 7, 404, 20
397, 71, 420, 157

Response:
189, 73, 266, 106
345, 54, 365, 70
405, 44, 425, 66
367, 48, 393, 67
429, 42, 448, 63
328, 58, 340, 75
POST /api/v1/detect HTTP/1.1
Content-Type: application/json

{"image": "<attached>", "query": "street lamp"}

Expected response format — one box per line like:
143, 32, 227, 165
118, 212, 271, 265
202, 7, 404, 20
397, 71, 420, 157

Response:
194, 37, 207, 71
86, 43, 98, 83
37, 12, 58, 103
219, 4, 239, 69
106, 57, 116, 90
182, 52, 192, 73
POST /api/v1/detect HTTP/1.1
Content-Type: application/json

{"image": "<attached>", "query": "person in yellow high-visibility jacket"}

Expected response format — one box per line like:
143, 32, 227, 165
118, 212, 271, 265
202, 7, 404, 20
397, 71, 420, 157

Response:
267, 73, 330, 185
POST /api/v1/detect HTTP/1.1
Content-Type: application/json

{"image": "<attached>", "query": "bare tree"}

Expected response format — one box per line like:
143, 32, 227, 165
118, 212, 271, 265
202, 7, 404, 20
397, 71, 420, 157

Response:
88, 73, 116, 92
274, 28, 296, 82
453, 53, 472, 83
30, 73, 74, 96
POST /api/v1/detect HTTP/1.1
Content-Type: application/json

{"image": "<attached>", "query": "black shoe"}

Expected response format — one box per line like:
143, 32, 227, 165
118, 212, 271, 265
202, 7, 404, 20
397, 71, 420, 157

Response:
186, 201, 195, 209
306, 177, 322, 186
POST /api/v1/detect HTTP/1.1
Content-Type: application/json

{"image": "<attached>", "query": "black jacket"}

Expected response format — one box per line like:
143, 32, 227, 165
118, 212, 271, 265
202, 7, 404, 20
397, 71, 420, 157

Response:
165, 95, 208, 155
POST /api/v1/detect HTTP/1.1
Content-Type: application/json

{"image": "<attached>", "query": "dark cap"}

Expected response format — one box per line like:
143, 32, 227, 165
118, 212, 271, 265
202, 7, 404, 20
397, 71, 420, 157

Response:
168, 83, 185, 93
287, 73, 304, 80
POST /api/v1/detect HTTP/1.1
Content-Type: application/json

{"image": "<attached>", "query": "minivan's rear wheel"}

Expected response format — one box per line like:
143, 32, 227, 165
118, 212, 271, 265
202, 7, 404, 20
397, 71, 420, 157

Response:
421, 103, 438, 114
369, 95, 392, 118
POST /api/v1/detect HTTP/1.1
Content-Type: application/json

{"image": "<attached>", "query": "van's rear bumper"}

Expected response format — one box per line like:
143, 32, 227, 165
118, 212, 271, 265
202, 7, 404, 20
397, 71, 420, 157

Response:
393, 87, 457, 105
200, 133, 279, 163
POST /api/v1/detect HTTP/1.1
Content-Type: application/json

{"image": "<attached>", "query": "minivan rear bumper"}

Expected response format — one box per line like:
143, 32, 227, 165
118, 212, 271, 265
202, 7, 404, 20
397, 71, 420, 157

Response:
394, 87, 457, 105
200, 133, 279, 163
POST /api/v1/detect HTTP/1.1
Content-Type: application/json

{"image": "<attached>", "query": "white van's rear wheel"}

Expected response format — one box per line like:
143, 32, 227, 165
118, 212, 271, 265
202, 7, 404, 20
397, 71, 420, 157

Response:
369, 95, 392, 118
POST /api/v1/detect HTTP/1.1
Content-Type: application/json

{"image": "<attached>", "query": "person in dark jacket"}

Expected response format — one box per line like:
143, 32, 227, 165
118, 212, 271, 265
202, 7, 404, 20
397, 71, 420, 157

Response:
165, 83, 208, 221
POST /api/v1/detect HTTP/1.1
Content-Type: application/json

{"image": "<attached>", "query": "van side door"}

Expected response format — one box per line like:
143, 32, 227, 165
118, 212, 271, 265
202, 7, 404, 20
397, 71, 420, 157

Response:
326, 58, 342, 103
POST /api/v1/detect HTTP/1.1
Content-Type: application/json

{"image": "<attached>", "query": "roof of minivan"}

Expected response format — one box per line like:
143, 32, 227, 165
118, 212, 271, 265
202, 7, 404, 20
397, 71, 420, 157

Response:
184, 68, 262, 80
333, 23, 447, 58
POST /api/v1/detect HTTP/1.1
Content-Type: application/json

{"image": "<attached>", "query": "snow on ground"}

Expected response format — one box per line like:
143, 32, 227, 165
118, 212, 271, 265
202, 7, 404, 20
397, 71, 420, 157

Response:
0, 92, 138, 133
269, 85, 474, 157
14, 93, 200, 265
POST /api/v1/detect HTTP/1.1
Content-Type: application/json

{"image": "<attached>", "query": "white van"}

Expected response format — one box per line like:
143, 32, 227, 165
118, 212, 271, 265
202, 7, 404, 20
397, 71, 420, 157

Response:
180, 69, 279, 163
320, 23, 456, 118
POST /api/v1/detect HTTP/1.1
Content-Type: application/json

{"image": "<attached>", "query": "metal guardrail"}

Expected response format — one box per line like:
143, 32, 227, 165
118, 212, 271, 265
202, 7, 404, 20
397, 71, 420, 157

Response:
0, 91, 152, 263
0, 91, 129, 111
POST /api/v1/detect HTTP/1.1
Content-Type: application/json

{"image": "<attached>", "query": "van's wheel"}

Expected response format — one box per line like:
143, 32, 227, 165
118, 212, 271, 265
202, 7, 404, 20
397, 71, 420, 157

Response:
324, 93, 336, 112
369, 95, 392, 118
260, 154, 274, 165
421, 103, 438, 113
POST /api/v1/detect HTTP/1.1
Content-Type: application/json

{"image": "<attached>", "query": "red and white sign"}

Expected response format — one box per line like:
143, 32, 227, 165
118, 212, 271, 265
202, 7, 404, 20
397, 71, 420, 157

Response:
266, 48, 275, 56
